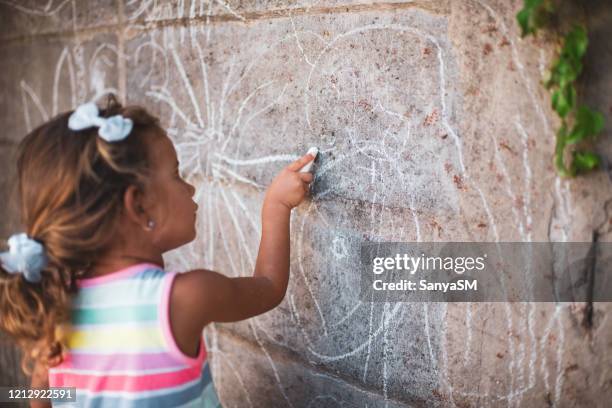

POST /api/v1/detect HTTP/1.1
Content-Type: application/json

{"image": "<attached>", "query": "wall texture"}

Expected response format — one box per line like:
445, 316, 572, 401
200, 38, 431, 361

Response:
1, 1, 612, 407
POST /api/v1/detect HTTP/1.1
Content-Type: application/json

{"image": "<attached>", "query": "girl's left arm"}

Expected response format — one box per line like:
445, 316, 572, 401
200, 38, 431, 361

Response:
30, 359, 51, 408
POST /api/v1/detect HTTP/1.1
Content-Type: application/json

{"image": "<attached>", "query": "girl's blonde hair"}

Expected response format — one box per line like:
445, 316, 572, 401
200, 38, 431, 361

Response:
0, 95, 164, 375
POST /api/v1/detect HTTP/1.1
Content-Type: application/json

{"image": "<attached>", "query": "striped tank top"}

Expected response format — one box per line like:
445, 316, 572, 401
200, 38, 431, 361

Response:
48, 262, 222, 407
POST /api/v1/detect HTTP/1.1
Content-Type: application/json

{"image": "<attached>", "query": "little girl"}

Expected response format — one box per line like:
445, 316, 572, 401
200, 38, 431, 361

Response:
0, 95, 315, 407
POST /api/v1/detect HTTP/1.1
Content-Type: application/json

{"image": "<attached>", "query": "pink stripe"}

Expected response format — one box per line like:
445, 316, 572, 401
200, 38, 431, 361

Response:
77, 263, 163, 288
48, 364, 202, 392
50, 351, 187, 371
160, 272, 207, 365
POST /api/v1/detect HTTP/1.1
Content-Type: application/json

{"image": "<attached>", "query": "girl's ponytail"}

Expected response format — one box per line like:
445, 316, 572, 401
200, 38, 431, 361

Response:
0, 237, 72, 375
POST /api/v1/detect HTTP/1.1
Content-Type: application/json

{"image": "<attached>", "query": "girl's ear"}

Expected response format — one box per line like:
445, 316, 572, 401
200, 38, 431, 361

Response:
123, 185, 150, 230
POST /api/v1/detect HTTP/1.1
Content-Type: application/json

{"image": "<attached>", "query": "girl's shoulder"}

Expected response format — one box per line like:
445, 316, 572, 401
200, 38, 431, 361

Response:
168, 269, 225, 342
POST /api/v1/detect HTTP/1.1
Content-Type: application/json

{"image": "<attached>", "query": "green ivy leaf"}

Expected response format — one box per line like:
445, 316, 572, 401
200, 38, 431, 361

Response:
547, 26, 587, 90
567, 106, 605, 144
517, 9, 533, 37
579, 106, 605, 136
571, 151, 600, 173
552, 85, 575, 118
517, 0, 545, 37
563, 26, 588, 62
552, 60, 583, 89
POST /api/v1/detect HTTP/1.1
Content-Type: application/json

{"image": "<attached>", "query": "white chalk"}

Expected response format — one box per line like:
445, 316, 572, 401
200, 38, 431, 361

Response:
299, 147, 319, 173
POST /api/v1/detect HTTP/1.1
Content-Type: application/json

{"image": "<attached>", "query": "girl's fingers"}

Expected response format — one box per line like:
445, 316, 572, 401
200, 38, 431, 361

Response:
287, 154, 315, 172
299, 172, 313, 183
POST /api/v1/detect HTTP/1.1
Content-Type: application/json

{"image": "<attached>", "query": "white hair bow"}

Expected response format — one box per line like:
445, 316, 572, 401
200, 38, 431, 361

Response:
0, 233, 47, 283
68, 102, 133, 142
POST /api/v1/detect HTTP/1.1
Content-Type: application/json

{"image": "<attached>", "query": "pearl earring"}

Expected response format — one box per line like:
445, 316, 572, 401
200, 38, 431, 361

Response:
146, 220, 155, 230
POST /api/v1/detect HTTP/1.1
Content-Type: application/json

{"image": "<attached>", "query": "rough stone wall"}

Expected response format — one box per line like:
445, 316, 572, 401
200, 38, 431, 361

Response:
1, 1, 611, 407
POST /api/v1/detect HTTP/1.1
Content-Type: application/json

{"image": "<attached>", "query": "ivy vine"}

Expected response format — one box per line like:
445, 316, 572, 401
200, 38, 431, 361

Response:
517, 0, 605, 177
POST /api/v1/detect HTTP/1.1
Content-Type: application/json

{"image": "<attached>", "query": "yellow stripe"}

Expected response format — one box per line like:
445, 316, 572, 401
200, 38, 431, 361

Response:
68, 326, 165, 350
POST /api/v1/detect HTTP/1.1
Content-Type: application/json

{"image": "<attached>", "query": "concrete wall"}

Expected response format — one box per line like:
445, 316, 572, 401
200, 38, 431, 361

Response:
1, 1, 611, 407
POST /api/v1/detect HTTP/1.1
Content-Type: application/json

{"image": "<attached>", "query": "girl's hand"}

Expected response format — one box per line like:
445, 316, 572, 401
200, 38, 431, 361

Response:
264, 154, 315, 210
